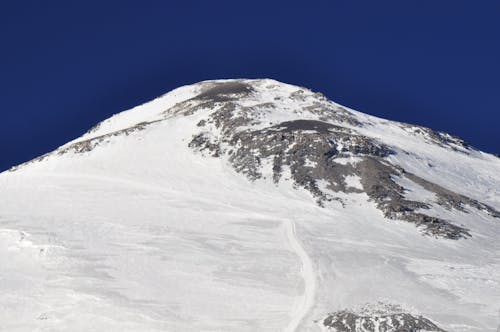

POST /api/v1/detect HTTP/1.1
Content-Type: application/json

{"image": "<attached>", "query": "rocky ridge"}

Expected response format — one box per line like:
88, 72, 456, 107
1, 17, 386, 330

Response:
322, 303, 446, 332
185, 81, 500, 239
11, 79, 500, 239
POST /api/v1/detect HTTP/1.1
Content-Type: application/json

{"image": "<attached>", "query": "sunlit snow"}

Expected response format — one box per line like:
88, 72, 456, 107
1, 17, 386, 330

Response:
1, 79, 499, 331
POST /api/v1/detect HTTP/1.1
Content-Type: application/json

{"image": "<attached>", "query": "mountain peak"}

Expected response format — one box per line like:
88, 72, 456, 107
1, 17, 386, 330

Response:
2, 79, 500, 331
15, 79, 498, 239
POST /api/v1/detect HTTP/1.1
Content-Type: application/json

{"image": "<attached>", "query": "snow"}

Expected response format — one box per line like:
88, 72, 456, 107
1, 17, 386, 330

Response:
355, 119, 500, 209
1, 79, 500, 331
344, 175, 363, 190
304, 158, 318, 168
332, 156, 362, 165
283, 219, 316, 332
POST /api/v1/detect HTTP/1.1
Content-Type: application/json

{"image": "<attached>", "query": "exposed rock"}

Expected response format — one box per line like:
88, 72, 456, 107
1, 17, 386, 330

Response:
397, 122, 471, 153
302, 102, 363, 127
188, 133, 222, 157
323, 310, 446, 332
357, 158, 472, 239
194, 81, 255, 102
9, 79, 498, 240
190, 111, 482, 239
9, 120, 159, 172
404, 171, 500, 218
57, 121, 156, 156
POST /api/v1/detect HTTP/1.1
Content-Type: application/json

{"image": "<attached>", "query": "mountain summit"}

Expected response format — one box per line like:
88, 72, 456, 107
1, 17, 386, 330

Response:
1, 79, 500, 331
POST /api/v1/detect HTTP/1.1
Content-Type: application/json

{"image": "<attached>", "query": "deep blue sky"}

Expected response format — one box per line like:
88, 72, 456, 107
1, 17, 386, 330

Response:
1, 1, 499, 171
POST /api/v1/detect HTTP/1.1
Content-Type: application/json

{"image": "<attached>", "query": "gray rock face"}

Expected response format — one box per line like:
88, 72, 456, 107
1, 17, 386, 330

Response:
355, 159, 472, 239
9, 120, 160, 171
194, 81, 255, 102
59, 121, 155, 155
404, 172, 500, 219
186, 81, 499, 240
323, 310, 446, 332
397, 122, 471, 153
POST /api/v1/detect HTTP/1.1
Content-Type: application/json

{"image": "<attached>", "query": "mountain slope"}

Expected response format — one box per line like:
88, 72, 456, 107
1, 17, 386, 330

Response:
1, 79, 499, 331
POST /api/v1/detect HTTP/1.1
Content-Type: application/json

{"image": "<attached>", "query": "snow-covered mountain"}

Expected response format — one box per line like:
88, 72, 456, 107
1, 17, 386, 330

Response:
1, 79, 500, 332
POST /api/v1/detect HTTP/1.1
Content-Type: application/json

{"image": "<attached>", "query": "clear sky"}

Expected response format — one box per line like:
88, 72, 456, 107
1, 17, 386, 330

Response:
1, 1, 499, 171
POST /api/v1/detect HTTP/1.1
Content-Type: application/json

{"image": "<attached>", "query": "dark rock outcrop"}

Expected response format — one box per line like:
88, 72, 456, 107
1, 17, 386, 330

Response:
323, 309, 446, 332
187, 81, 499, 239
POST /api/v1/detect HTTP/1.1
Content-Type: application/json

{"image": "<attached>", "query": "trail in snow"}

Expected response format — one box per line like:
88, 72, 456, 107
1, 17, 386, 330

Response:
283, 219, 316, 332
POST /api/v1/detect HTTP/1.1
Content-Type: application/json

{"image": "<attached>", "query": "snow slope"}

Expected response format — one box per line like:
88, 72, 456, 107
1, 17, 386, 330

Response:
1, 79, 499, 331
283, 219, 316, 332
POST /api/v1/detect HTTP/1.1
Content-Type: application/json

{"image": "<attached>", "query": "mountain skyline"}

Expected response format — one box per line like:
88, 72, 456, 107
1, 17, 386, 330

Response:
2, 79, 499, 331
1, 1, 500, 171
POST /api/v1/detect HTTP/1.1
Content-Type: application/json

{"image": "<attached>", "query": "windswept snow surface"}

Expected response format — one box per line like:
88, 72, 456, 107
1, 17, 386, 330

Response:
1, 79, 500, 331
283, 219, 316, 332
